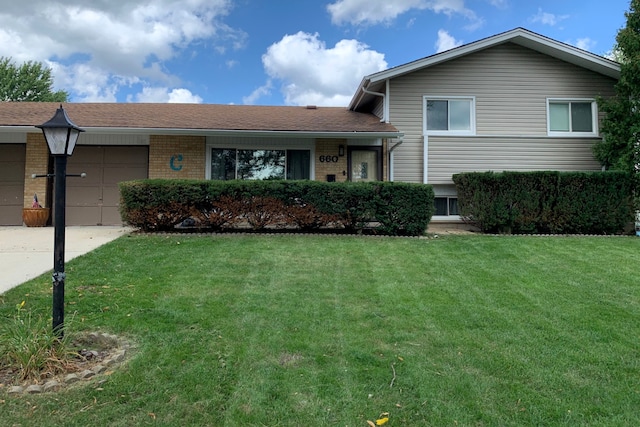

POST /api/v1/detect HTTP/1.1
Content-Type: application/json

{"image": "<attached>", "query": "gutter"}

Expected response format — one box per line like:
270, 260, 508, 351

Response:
361, 85, 387, 123
0, 125, 402, 140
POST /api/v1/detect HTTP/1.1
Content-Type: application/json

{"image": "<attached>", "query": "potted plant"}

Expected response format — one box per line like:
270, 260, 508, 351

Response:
22, 194, 50, 227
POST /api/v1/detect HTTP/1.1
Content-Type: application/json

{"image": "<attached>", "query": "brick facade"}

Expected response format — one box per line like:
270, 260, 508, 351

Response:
315, 138, 348, 182
148, 135, 206, 179
23, 133, 50, 208
315, 138, 389, 182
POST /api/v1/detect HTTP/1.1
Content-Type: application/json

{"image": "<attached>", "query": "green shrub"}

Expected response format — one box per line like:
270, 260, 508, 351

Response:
0, 301, 74, 381
119, 180, 434, 236
453, 171, 634, 234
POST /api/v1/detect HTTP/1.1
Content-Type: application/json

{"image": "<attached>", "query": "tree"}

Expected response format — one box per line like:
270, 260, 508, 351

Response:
0, 57, 68, 102
593, 0, 640, 174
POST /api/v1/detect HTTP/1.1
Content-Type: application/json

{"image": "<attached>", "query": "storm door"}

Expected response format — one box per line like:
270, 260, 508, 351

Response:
348, 147, 382, 182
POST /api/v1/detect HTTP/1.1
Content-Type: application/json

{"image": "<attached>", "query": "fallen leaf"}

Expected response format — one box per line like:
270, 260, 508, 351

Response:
376, 417, 389, 425
367, 421, 376, 427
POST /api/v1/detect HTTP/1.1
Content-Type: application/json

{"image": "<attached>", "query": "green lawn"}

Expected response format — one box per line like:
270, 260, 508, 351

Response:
1, 234, 639, 426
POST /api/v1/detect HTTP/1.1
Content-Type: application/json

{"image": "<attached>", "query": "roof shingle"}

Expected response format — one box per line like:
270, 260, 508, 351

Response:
0, 102, 399, 135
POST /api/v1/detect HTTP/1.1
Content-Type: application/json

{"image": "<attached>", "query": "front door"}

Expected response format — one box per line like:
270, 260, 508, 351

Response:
348, 147, 382, 182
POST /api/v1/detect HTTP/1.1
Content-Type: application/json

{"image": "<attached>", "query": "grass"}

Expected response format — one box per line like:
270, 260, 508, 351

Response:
0, 233, 638, 426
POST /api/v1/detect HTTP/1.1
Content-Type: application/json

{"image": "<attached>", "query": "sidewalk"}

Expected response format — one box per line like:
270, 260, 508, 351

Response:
0, 226, 131, 295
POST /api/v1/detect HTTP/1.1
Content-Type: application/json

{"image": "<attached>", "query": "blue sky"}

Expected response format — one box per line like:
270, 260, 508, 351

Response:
0, 0, 631, 106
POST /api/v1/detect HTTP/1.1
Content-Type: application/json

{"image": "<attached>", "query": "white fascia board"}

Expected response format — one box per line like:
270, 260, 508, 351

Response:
364, 28, 620, 84
1, 125, 402, 140
74, 127, 404, 140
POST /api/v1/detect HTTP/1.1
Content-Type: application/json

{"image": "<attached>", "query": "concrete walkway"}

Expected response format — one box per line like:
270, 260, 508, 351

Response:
0, 226, 132, 295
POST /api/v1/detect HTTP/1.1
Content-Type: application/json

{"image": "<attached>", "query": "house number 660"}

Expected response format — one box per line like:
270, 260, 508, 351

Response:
319, 155, 339, 163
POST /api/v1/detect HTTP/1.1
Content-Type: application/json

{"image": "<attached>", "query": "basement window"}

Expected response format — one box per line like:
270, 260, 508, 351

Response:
434, 197, 459, 216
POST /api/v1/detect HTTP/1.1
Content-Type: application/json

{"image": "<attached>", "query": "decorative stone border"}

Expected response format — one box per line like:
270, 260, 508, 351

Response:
5, 332, 131, 395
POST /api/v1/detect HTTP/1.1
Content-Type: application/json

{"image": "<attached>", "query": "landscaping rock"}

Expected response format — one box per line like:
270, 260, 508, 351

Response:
64, 373, 80, 384
79, 370, 95, 379
8, 386, 24, 394
25, 384, 42, 394
43, 381, 62, 392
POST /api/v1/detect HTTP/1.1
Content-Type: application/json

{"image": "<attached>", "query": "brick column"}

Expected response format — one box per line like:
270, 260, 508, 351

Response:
24, 133, 50, 208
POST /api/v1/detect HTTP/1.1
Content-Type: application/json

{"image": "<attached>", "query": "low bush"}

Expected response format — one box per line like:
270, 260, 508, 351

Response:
0, 301, 74, 381
119, 180, 435, 236
453, 171, 634, 234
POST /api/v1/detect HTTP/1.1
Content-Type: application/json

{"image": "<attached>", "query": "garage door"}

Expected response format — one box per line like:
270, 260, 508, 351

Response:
66, 146, 148, 225
0, 144, 26, 225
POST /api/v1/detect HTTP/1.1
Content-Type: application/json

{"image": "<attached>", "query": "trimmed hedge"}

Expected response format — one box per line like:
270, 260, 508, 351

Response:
119, 180, 435, 236
453, 171, 635, 234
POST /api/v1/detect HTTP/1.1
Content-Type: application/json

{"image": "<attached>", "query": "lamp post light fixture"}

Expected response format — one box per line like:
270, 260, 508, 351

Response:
36, 105, 84, 337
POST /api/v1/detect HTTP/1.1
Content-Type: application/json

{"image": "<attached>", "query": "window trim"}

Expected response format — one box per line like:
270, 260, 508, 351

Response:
433, 196, 459, 217
206, 139, 315, 180
546, 98, 598, 137
208, 147, 312, 181
423, 96, 476, 136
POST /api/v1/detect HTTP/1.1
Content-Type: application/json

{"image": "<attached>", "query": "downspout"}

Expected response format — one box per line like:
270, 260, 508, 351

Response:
387, 136, 404, 181
361, 84, 388, 123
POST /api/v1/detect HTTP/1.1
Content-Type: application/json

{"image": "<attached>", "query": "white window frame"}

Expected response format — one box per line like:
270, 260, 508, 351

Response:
423, 96, 476, 136
546, 98, 598, 137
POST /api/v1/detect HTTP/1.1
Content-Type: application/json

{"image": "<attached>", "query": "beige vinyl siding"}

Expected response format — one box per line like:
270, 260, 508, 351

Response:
427, 136, 602, 184
387, 42, 617, 184
372, 97, 384, 120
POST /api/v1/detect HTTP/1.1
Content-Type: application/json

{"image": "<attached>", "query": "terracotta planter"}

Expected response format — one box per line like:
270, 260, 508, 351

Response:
22, 208, 50, 227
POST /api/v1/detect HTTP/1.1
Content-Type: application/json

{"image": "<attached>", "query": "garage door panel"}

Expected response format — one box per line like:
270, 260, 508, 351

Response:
67, 186, 101, 207
64, 146, 148, 225
66, 206, 101, 226
102, 186, 121, 206
0, 163, 25, 180
71, 146, 104, 163
104, 146, 148, 164
0, 144, 26, 225
0, 206, 21, 225
104, 166, 148, 184
101, 207, 123, 226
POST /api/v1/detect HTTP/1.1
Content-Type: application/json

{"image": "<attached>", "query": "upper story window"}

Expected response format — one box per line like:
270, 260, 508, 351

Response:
424, 96, 475, 136
547, 99, 597, 137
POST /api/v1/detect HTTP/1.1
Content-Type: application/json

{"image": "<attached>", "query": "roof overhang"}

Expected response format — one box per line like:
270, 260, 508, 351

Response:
0, 126, 403, 140
349, 27, 620, 110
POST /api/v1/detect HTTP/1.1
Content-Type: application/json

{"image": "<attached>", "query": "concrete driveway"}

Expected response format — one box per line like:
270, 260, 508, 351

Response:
0, 226, 132, 295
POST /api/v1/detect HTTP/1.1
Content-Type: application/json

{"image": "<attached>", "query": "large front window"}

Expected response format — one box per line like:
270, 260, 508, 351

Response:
211, 148, 310, 180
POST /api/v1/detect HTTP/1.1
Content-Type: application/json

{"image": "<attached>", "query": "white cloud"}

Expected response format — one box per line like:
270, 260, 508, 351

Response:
574, 37, 596, 52
530, 8, 569, 26
327, 0, 481, 28
260, 32, 387, 106
488, 0, 508, 8
243, 81, 273, 105
133, 87, 204, 103
435, 29, 463, 53
0, 0, 242, 102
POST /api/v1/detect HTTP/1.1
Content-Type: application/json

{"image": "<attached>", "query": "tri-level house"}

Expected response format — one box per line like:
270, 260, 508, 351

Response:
0, 28, 620, 226
348, 27, 620, 222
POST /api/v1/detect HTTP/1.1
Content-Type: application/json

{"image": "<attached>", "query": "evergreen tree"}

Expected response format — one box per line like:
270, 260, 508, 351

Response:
594, 0, 640, 174
0, 57, 68, 102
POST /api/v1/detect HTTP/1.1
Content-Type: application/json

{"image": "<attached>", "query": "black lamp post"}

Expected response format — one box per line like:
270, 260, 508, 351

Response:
36, 105, 84, 337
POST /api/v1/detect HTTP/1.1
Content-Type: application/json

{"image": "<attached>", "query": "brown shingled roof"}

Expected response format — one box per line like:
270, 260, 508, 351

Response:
0, 102, 399, 135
